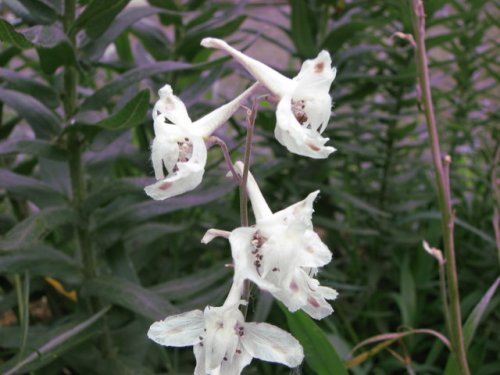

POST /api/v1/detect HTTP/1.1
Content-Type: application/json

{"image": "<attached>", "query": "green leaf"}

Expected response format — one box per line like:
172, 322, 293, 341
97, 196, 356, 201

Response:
0, 308, 109, 375
177, 15, 246, 59
80, 61, 192, 110
0, 245, 80, 280
301, 181, 391, 218
283, 308, 348, 375
17, 0, 59, 22
73, 0, 129, 38
151, 263, 231, 299
21, 24, 78, 74
94, 183, 234, 228
82, 277, 177, 320
16, 139, 68, 161
322, 20, 372, 51
0, 169, 66, 207
0, 67, 59, 108
3, 0, 59, 25
290, 0, 316, 57
93, 89, 150, 130
400, 211, 496, 245
0, 87, 61, 138
444, 277, 500, 375
81, 5, 159, 60
0, 207, 76, 251
0, 19, 33, 49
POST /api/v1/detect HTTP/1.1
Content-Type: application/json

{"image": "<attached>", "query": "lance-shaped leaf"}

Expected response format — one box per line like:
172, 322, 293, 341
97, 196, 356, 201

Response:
0, 19, 33, 49
0, 207, 76, 251
444, 277, 500, 375
73, 0, 129, 38
283, 308, 348, 375
81, 5, 160, 61
82, 277, 178, 320
0, 308, 109, 375
0, 67, 59, 108
0, 169, 66, 207
0, 87, 61, 138
21, 24, 77, 74
0, 244, 80, 280
2, 0, 59, 25
93, 89, 150, 130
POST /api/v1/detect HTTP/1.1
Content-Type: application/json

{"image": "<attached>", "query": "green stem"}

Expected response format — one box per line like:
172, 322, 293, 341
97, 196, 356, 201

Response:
410, 1, 470, 374
63, 0, 95, 283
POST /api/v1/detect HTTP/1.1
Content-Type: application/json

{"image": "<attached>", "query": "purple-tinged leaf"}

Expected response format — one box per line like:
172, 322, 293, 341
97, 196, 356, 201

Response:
0, 169, 66, 207
73, 0, 129, 39
0, 87, 61, 138
82, 277, 178, 320
93, 89, 150, 130
444, 277, 500, 374
0, 207, 76, 251
21, 24, 78, 73
0, 19, 33, 49
1, 308, 109, 375
81, 5, 160, 61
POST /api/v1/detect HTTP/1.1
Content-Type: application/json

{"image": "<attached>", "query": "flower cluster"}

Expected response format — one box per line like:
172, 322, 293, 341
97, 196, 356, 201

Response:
146, 38, 338, 374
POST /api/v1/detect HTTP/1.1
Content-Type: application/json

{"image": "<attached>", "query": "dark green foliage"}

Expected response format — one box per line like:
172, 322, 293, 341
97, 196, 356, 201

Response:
0, 0, 498, 374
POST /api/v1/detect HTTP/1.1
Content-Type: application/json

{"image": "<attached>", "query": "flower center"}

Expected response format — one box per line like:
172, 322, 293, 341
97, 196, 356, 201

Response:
177, 137, 193, 162
251, 231, 267, 275
291, 99, 308, 125
172, 137, 193, 172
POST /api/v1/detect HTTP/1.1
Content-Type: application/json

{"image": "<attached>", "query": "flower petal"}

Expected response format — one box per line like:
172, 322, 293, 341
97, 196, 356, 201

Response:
194, 341, 207, 375
275, 269, 336, 320
200, 37, 296, 97
233, 161, 273, 220
150, 122, 181, 179
153, 84, 192, 126
220, 346, 253, 375
294, 50, 336, 95
192, 83, 259, 138
148, 309, 204, 347
275, 95, 336, 159
144, 161, 205, 200
203, 306, 241, 371
229, 227, 279, 292
241, 322, 304, 368
145, 134, 207, 200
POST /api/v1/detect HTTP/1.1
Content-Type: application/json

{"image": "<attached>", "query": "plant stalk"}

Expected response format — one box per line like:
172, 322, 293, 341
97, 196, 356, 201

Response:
410, 1, 470, 374
63, 0, 96, 283
239, 102, 258, 317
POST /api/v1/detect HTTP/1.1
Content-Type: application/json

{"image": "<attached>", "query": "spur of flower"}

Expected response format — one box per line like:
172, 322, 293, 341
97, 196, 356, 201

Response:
202, 162, 338, 319
145, 83, 258, 200
201, 37, 337, 159
147, 281, 304, 374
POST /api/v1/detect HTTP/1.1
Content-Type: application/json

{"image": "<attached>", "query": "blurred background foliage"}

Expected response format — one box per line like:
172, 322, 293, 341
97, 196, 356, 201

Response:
0, 0, 498, 374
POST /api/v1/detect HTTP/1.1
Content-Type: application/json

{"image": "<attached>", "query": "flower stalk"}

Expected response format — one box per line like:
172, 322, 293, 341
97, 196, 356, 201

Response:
238, 102, 258, 317
410, 1, 470, 373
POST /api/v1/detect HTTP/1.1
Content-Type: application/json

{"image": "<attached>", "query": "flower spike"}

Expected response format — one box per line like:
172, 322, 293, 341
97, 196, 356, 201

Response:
204, 162, 338, 319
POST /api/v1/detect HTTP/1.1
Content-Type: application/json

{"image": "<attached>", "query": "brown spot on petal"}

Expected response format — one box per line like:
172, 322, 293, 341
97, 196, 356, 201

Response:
290, 281, 299, 292
159, 182, 172, 190
314, 62, 324, 73
308, 297, 320, 308
308, 143, 320, 151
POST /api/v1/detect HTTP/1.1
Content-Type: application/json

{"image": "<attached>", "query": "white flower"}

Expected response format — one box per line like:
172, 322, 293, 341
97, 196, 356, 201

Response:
147, 304, 304, 375
203, 162, 338, 320
201, 37, 337, 159
145, 83, 258, 200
